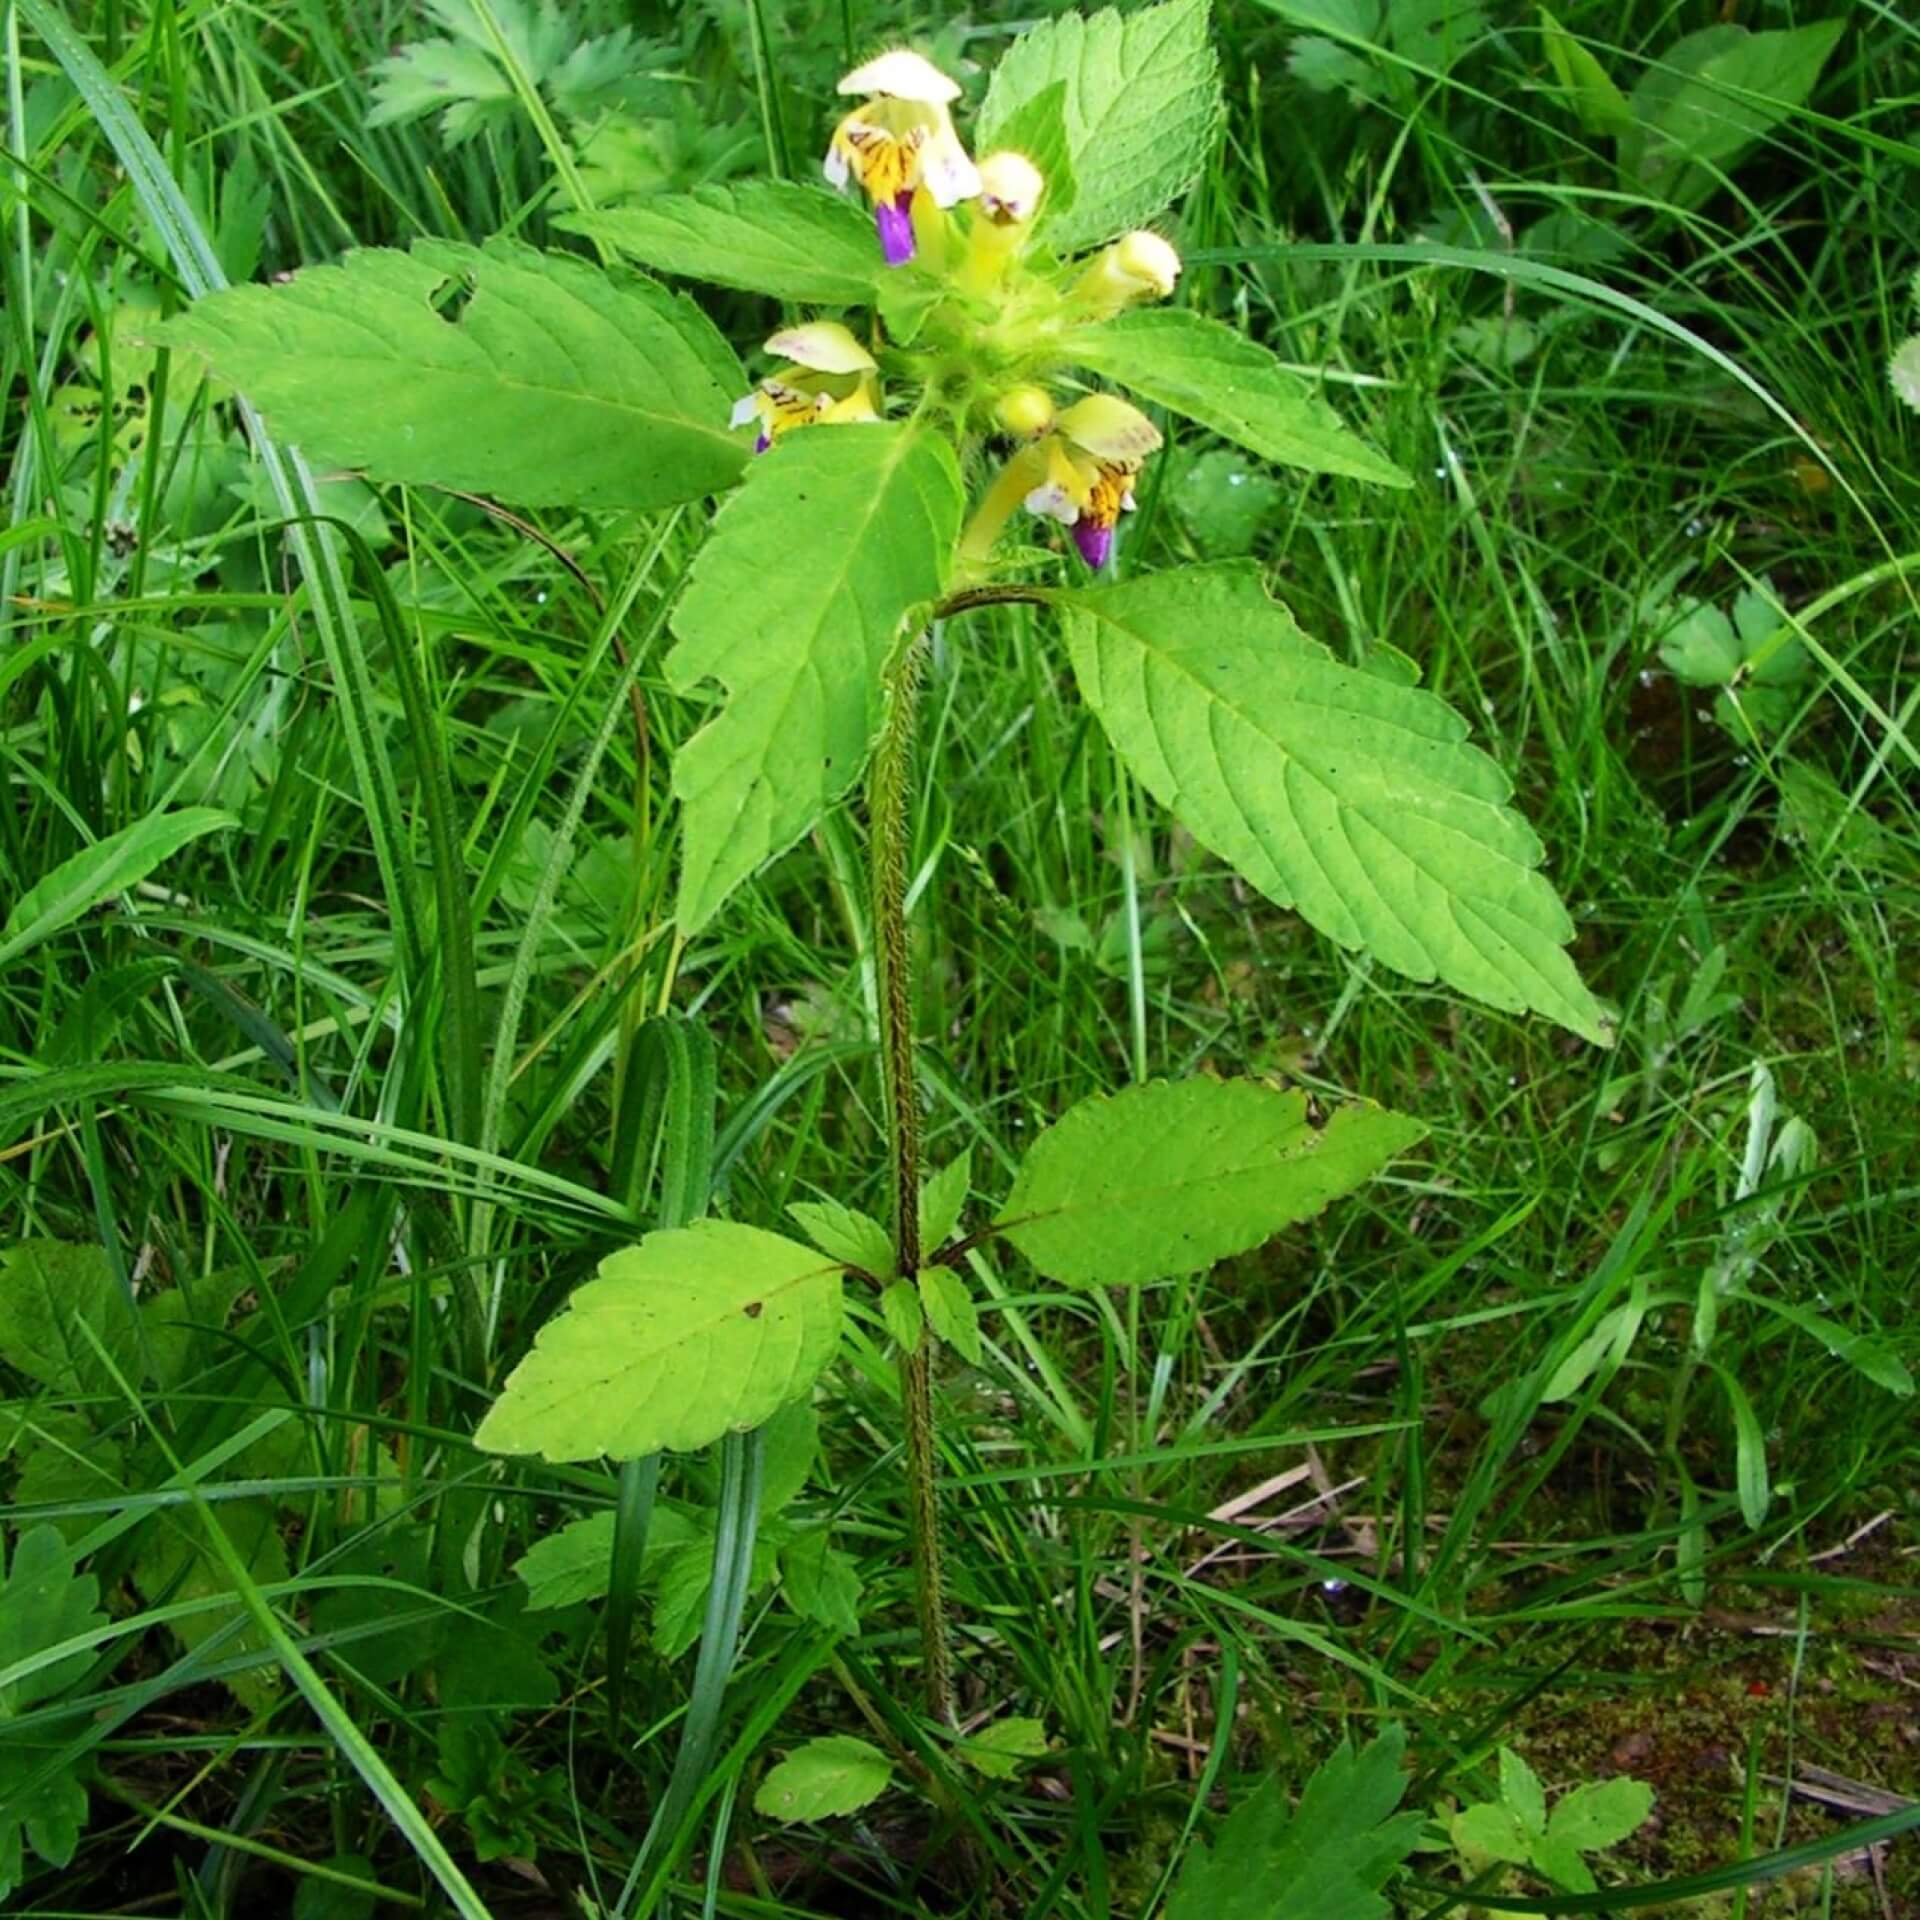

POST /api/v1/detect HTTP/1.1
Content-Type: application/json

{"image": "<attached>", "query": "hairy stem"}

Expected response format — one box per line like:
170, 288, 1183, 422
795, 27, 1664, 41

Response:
868, 632, 955, 1724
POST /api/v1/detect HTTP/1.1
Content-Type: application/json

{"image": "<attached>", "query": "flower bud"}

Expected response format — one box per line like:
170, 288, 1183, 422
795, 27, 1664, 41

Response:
1074, 230, 1183, 316
976, 151, 1045, 226
994, 384, 1056, 438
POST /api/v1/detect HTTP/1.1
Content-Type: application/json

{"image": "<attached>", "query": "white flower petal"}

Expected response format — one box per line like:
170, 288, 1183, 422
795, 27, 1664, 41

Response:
823, 142, 851, 189
729, 392, 764, 429
1024, 483, 1081, 526
838, 48, 961, 103
920, 134, 981, 209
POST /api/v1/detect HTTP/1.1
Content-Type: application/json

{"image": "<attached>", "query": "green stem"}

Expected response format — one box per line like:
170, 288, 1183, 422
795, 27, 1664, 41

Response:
868, 633, 956, 1725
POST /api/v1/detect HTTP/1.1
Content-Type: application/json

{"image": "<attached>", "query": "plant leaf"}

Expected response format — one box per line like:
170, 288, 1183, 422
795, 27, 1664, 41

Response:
1066, 310, 1409, 488
132, 1501, 288, 1712
1060, 565, 1611, 1042
0, 1241, 142, 1397
0, 806, 234, 970
1733, 1291, 1913, 1397
666, 424, 963, 932
564, 181, 884, 304
753, 1734, 892, 1823
0, 1746, 89, 1898
996, 1077, 1422, 1288
978, 0, 1221, 250
778, 1529, 864, 1636
1546, 1775, 1654, 1853
918, 1154, 971, 1251
1450, 1801, 1535, 1867
513, 1507, 699, 1610
476, 1222, 844, 1461
1166, 1724, 1424, 1920
1538, 7, 1634, 135
1500, 1746, 1548, 1837
956, 1717, 1051, 1777
787, 1198, 895, 1277
917, 1266, 983, 1363
0, 1526, 105, 1714
1621, 22, 1845, 208
879, 1278, 925, 1354
155, 239, 746, 511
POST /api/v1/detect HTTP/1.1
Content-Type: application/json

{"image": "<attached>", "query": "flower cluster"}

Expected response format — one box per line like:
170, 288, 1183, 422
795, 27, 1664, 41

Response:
728, 47, 1184, 572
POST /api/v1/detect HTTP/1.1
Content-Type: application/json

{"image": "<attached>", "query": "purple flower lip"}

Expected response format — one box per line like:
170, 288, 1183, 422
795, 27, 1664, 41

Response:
1072, 520, 1115, 570
753, 429, 772, 454
875, 192, 916, 267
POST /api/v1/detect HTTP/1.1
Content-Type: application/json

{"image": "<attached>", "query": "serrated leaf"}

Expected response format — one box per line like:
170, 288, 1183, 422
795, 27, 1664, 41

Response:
1167, 1724, 1423, 1920
649, 1527, 783, 1659
9, 1416, 126, 1547
779, 1528, 864, 1635
759, 1399, 819, 1513
1450, 1801, 1533, 1867
564, 181, 884, 304
0, 806, 235, 970
918, 1154, 970, 1252
476, 1221, 844, 1462
787, 1198, 894, 1277
0, 1242, 142, 1398
1546, 1775, 1654, 1853
977, 80, 1079, 230
132, 1502, 287, 1711
666, 425, 963, 933
917, 1266, 982, 1363
1061, 565, 1611, 1043
1532, 1832, 1597, 1892
1067, 311, 1408, 488
996, 1077, 1422, 1288
1500, 1747, 1547, 1836
367, 39, 513, 140
0, 1747, 89, 1899
513, 1505, 699, 1610
957, 1716, 1050, 1777
978, 0, 1221, 250
155, 239, 746, 512
0, 1526, 105, 1713
879, 1278, 925, 1354
754, 1735, 892, 1822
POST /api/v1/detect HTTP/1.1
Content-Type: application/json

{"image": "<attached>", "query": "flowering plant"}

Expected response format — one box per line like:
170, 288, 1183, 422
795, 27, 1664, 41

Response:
155, 0, 1606, 1804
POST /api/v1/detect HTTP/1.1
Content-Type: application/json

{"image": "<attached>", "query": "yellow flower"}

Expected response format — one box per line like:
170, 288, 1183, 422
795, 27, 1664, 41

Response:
1022, 395, 1162, 569
824, 50, 981, 266
730, 322, 880, 449
1074, 230, 1183, 317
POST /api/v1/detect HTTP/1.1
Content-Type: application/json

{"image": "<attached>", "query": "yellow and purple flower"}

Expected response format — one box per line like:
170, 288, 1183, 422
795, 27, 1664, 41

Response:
824, 50, 981, 267
729, 322, 880, 451
1022, 394, 1163, 570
